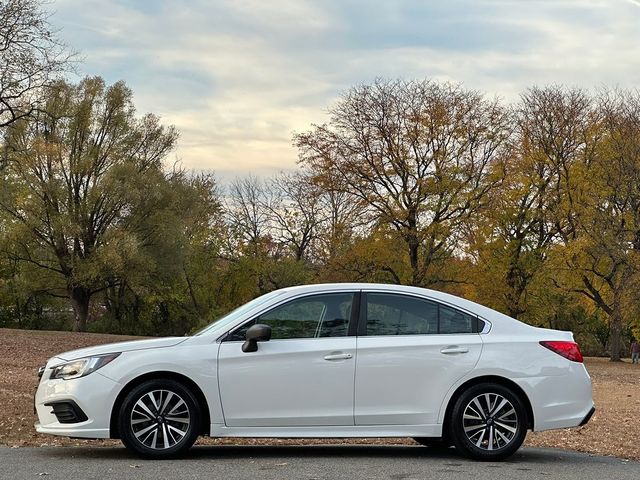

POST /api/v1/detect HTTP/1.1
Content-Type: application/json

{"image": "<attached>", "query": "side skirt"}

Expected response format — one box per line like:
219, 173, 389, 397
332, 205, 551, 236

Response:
210, 424, 443, 438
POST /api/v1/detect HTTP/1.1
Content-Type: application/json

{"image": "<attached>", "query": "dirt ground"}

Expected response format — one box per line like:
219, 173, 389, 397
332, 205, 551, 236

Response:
1, 328, 638, 460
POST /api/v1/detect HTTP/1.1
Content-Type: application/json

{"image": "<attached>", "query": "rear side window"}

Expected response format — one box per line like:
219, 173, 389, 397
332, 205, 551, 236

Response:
367, 293, 438, 335
365, 293, 482, 336
439, 305, 477, 334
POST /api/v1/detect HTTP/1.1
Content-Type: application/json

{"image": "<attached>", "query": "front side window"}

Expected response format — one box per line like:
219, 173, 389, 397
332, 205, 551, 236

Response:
365, 293, 480, 335
194, 290, 284, 336
227, 293, 355, 341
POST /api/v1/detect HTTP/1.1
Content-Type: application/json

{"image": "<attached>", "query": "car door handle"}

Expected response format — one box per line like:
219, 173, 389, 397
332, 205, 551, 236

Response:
323, 353, 353, 361
440, 346, 469, 355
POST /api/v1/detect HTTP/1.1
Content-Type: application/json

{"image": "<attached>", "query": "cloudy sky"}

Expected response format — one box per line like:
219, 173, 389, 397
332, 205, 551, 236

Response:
53, 0, 640, 180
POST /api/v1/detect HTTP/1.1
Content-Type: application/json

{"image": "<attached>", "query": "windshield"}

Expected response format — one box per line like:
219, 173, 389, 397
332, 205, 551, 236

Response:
194, 290, 285, 336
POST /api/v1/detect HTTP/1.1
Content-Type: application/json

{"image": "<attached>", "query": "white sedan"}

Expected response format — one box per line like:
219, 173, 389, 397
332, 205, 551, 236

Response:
35, 283, 594, 461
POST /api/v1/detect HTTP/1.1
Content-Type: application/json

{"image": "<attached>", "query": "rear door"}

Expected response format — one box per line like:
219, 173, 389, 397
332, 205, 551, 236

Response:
354, 291, 483, 425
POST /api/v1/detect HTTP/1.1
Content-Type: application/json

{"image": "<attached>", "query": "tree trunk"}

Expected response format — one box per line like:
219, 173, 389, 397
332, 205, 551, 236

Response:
184, 265, 200, 313
405, 207, 422, 286
407, 232, 420, 286
609, 291, 623, 362
69, 286, 91, 332
505, 264, 526, 320
105, 282, 127, 331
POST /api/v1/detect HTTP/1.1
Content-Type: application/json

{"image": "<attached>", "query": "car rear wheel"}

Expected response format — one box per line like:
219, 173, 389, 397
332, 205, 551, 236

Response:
449, 383, 527, 461
118, 379, 201, 458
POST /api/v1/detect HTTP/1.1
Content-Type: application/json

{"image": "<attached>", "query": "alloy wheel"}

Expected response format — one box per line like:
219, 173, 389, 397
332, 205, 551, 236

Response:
462, 392, 518, 451
129, 389, 191, 450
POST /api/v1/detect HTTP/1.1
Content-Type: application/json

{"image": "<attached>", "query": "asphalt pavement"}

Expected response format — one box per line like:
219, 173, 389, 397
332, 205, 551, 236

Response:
0, 444, 638, 480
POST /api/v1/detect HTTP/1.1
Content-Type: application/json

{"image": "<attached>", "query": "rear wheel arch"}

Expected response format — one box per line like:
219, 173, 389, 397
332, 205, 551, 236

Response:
442, 375, 534, 436
110, 371, 211, 439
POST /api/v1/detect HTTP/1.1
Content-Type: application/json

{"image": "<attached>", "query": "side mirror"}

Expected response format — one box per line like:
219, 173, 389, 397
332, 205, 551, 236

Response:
242, 324, 272, 353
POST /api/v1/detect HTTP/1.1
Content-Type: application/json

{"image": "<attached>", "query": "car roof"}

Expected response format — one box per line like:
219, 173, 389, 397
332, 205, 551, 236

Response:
275, 283, 504, 321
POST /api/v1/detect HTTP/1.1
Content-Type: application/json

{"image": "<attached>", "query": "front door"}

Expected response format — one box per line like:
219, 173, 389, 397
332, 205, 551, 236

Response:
218, 292, 357, 427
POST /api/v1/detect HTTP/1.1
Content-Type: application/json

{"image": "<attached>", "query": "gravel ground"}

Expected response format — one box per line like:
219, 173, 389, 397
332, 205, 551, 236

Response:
1, 328, 638, 460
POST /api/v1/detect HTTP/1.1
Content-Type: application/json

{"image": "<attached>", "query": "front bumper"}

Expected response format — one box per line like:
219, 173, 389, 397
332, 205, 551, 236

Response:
34, 366, 120, 439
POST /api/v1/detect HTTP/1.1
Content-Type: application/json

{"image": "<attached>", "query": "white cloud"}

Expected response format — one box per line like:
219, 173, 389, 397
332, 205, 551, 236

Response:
51, 0, 640, 180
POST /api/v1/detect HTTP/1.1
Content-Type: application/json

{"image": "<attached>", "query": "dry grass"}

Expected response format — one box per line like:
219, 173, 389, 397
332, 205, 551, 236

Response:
0, 328, 139, 448
1, 328, 638, 459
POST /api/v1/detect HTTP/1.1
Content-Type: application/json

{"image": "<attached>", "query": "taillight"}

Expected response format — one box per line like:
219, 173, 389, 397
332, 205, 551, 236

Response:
540, 341, 584, 363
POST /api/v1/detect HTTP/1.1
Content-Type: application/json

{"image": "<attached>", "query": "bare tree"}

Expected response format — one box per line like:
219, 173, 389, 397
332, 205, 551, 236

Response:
316, 181, 367, 263
264, 171, 325, 262
226, 175, 270, 254
296, 79, 511, 286
0, 0, 71, 128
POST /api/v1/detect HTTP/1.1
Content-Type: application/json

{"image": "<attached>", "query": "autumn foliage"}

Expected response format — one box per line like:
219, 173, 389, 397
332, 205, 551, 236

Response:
1, 76, 640, 361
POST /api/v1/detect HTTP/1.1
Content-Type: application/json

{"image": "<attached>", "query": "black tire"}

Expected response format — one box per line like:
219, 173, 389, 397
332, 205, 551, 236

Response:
449, 383, 527, 461
413, 437, 451, 449
118, 379, 201, 458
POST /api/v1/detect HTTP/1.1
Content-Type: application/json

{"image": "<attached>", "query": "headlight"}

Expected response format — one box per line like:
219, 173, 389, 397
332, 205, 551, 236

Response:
50, 353, 121, 380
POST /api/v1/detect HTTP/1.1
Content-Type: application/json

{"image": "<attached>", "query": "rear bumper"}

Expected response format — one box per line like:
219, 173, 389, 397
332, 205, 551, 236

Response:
516, 362, 594, 432
579, 406, 596, 427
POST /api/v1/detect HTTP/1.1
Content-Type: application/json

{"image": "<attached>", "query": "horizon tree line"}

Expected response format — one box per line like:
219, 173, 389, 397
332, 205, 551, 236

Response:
1, 0, 639, 361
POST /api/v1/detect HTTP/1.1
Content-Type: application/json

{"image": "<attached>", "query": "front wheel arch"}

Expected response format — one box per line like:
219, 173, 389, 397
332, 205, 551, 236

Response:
110, 371, 211, 439
442, 376, 534, 438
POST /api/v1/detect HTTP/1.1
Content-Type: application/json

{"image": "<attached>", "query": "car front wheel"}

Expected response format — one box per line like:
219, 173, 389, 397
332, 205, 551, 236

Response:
449, 383, 527, 461
118, 379, 201, 458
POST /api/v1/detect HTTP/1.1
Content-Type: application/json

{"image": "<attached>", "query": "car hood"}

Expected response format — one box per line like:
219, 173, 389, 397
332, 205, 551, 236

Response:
54, 337, 188, 361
